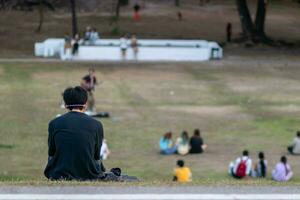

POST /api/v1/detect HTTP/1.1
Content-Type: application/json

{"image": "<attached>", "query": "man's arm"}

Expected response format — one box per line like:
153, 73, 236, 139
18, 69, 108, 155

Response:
48, 121, 56, 158
246, 160, 252, 176
232, 158, 241, 174
94, 122, 103, 161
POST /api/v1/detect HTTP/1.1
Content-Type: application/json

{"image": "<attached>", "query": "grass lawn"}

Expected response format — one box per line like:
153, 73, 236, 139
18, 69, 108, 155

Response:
0, 59, 300, 185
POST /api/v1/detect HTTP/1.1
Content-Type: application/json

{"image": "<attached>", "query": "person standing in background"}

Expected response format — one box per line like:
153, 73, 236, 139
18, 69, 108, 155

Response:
131, 34, 138, 60
133, 2, 141, 22
81, 68, 98, 114
120, 35, 128, 60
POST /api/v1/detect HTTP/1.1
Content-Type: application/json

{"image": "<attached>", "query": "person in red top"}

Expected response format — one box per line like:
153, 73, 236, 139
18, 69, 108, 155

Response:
81, 68, 98, 114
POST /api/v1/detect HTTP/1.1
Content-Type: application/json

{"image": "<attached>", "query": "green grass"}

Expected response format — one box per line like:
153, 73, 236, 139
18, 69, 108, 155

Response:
1, 61, 300, 185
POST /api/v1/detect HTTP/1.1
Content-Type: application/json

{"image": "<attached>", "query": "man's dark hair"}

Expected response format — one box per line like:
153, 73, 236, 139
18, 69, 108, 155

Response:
63, 86, 87, 110
243, 150, 249, 156
297, 131, 300, 138
258, 152, 264, 160
281, 156, 287, 164
177, 160, 184, 167
194, 129, 200, 137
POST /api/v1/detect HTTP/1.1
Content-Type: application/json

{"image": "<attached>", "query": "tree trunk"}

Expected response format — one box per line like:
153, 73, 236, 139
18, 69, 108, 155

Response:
70, 0, 78, 37
235, 0, 254, 40
255, 0, 267, 39
115, 0, 120, 19
36, 0, 44, 33
175, 0, 180, 7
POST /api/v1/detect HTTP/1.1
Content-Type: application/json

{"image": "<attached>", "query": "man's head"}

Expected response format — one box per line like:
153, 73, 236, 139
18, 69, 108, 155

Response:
89, 67, 95, 75
242, 150, 249, 157
297, 131, 300, 138
63, 86, 87, 111
194, 129, 200, 137
177, 160, 184, 168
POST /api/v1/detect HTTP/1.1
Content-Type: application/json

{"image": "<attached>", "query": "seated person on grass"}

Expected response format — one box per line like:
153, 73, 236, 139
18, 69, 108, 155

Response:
272, 156, 293, 182
159, 131, 177, 155
189, 129, 207, 154
173, 160, 192, 183
176, 131, 190, 155
44, 86, 137, 181
287, 131, 300, 155
251, 151, 267, 178
228, 150, 252, 179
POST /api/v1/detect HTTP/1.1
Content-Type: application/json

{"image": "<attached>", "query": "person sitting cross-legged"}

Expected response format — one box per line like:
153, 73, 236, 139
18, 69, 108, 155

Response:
272, 156, 293, 182
287, 131, 300, 155
228, 150, 252, 179
251, 152, 267, 178
44, 86, 137, 182
159, 131, 177, 155
189, 129, 207, 154
173, 160, 192, 183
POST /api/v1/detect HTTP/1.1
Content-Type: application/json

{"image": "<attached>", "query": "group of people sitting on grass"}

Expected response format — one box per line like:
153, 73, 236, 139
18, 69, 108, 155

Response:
228, 150, 293, 182
172, 132, 300, 183
159, 129, 207, 155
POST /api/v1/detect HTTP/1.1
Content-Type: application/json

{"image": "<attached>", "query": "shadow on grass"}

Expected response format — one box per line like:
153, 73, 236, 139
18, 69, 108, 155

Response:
0, 144, 15, 149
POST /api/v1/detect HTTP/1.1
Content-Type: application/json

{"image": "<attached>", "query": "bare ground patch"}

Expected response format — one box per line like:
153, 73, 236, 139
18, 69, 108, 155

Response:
156, 105, 253, 121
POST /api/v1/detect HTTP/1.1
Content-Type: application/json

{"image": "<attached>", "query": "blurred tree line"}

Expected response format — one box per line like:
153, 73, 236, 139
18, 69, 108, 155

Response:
0, 0, 299, 43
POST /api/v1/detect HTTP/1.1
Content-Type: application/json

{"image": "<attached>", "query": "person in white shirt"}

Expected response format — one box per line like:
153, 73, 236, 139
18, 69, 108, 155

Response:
120, 35, 128, 60
228, 150, 252, 179
287, 131, 300, 155
100, 139, 110, 160
84, 26, 92, 45
90, 28, 99, 45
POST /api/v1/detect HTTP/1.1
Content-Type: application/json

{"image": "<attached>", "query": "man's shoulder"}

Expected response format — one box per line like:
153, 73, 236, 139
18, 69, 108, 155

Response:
84, 115, 103, 129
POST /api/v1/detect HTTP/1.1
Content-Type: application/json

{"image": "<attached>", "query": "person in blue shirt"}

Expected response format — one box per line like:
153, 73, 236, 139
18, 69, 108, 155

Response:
159, 131, 177, 155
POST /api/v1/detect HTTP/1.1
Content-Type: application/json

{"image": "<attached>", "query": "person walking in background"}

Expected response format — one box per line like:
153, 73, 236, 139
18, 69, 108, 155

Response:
63, 36, 72, 60
226, 22, 232, 42
176, 131, 189, 155
133, 2, 141, 22
251, 152, 267, 178
159, 131, 177, 155
72, 33, 80, 56
189, 129, 207, 154
100, 139, 110, 160
173, 160, 192, 183
120, 35, 128, 60
228, 150, 252, 179
287, 131, 300, 155
131, 34, 138, 60
272, 156, 293, 182
81, 67, 98, 114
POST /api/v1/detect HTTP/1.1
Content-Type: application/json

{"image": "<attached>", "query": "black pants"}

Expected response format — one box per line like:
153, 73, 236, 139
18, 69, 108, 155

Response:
287, 146, 294, 154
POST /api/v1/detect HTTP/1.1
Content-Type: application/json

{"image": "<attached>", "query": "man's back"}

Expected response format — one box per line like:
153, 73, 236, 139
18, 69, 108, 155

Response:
189, 136, 203, 153
44, 111, 103, 180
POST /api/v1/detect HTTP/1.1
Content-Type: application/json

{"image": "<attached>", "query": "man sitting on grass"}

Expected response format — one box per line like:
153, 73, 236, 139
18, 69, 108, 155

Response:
287, 131, 300, 155
173, 160, 192, 183
228, 150, 252, 179
44, 86, 136, 181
